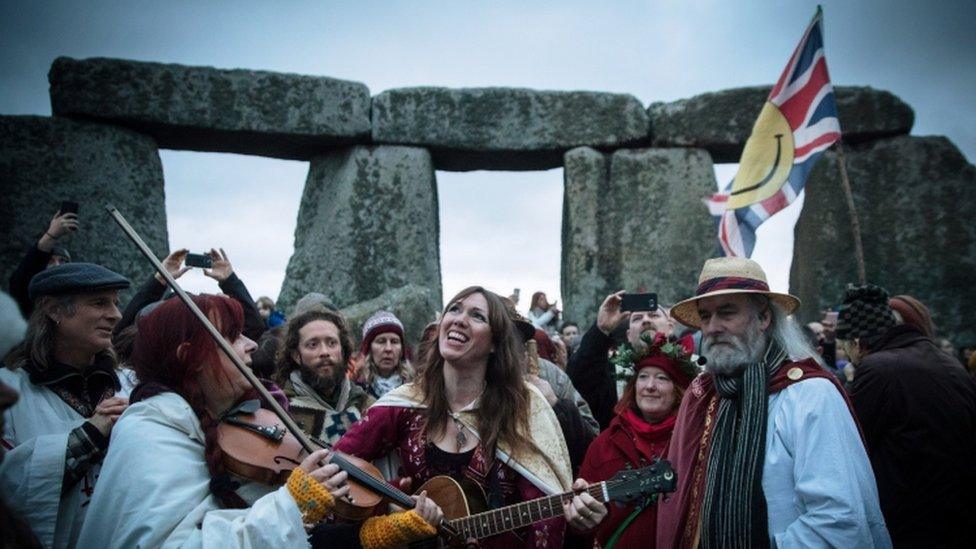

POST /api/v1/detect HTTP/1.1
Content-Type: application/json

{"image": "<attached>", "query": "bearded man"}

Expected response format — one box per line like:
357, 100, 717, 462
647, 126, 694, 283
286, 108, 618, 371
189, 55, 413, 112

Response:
568, 291, 675, 429
275, 308, 372, 447
657, 258, 890, 548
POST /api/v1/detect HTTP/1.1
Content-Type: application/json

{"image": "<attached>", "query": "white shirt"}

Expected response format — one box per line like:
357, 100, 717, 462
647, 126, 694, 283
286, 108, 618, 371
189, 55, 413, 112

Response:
0, 367, 128, 549
762, 377, 891, 548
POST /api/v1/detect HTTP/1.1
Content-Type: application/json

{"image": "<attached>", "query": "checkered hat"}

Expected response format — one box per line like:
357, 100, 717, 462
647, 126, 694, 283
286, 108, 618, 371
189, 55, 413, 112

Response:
836, 283, 896, 341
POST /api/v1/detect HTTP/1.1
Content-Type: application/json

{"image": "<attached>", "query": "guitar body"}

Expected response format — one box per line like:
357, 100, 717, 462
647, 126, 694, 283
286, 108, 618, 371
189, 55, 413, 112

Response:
412, 476, 489, 548
416, 475, 489, 521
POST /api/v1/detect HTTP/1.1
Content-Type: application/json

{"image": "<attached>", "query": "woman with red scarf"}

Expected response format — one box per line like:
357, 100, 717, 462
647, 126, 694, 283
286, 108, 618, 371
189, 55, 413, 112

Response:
577, 333, 696, 549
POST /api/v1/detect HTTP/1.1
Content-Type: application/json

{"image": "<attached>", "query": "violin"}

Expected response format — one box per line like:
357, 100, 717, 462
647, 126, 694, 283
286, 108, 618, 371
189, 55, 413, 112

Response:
216, 403, 391, 521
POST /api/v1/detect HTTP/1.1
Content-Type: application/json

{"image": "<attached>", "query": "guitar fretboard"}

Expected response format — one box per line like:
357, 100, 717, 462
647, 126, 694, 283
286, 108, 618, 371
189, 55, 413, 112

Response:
449, 483, 606, 540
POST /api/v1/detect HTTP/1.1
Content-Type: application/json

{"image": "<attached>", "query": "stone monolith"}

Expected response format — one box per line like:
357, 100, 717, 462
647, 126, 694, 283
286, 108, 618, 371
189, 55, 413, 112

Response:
49, 57, 371, 160
0, 116, 168, 303
649, 86, 914, 162
373, 87, 649, 171
562, 147, 717, 328
791, 135, 975, 345
278, 146, 441, 312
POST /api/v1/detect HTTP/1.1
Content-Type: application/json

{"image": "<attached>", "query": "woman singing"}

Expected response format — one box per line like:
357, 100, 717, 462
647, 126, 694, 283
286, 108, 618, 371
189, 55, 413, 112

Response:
336, 286, 607, 548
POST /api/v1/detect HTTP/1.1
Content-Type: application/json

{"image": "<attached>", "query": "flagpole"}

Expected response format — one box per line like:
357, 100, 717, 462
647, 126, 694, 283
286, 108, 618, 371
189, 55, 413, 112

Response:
835, 141, 867, 283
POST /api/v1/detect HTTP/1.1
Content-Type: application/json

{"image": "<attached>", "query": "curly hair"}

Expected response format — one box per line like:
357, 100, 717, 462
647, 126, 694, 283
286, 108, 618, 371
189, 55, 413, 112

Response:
274, 308, 354, 385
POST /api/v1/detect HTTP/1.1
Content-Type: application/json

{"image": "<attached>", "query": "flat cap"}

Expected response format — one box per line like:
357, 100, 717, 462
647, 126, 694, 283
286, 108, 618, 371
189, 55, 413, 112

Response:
28, 262, 131, 301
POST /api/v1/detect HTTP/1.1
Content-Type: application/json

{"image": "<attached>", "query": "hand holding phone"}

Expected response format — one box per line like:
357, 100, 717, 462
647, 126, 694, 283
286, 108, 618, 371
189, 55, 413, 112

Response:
60, 201, 79, 215
184, 252, 213, 268
46, 201, 80, 240
620, 292, 658, 312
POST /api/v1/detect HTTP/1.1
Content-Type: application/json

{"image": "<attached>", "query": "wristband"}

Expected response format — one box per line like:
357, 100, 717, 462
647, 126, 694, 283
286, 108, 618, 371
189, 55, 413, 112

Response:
359, 510, 437, 548
286, 467, 334, 524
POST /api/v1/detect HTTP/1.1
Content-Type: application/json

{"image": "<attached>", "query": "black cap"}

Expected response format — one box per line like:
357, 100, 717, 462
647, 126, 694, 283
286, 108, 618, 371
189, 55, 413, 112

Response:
28, 262, 131, 302
836, 283, 896, 341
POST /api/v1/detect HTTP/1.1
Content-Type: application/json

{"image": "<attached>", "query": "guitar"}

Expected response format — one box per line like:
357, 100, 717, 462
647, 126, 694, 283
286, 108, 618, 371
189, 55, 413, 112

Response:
414, 459, 676, 546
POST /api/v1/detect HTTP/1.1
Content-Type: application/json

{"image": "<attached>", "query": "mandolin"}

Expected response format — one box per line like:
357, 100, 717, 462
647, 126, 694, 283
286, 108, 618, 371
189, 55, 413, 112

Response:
415, 459, 676, 545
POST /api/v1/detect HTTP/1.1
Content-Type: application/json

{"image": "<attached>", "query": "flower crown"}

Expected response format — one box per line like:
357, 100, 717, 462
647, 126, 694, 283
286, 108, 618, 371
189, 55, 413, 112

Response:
611, 331, 698, 381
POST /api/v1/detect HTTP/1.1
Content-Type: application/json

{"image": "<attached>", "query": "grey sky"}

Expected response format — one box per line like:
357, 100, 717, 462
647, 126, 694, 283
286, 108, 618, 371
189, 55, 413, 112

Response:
2, 1, 973, 312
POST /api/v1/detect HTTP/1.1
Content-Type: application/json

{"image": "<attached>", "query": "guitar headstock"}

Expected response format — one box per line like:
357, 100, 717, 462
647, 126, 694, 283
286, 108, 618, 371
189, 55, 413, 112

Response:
604, 459, 677, 503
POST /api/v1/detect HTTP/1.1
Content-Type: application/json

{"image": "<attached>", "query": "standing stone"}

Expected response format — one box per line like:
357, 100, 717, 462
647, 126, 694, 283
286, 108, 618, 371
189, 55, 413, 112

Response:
0, 116, 168, 302
649, 86, 914, 163
340, 284, 441, 349
373, 87, 650, 171
278, 146, 441, 313
49, 57, 371, 160
791, 135, 976, 345
562, 147, 717, 328
562, 147, 613, 327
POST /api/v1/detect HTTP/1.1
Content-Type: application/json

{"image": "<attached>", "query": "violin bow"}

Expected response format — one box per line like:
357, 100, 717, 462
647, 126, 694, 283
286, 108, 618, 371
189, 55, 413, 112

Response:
105, 205, 434, 518
107, 205, 467, 540
106, 205, 311, 439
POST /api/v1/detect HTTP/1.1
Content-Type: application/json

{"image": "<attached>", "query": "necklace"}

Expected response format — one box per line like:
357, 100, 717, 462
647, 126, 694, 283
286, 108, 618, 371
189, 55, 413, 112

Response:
450, 414, 468, 451
448, 390, 483, 451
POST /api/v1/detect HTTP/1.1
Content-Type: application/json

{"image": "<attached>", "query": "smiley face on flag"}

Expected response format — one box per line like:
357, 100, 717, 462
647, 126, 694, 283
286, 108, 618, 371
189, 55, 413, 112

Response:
727, 101, 795, 210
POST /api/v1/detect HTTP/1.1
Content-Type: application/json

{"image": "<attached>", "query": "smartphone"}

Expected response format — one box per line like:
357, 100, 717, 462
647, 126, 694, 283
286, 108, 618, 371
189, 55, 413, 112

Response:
184, 253, 213, 268
620, 292, 658, 312
513, 288, 520, 298
60, 200, 79, 215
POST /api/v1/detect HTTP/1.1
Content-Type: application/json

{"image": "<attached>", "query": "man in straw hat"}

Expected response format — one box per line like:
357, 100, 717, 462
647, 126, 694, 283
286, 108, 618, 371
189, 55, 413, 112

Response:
656, 257, 890, 548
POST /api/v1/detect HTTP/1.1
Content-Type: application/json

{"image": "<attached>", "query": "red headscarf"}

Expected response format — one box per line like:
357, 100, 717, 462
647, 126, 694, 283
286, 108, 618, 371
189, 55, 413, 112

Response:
633, 333, 696, 389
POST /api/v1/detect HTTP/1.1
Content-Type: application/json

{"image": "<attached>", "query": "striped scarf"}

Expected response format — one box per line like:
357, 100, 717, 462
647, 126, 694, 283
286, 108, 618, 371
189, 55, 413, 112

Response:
700, 339, 788, 549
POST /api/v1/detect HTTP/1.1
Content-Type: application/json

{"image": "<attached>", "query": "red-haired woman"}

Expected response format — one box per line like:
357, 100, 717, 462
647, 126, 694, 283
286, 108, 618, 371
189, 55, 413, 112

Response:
77, 294, 442, 548
577, 333, 697, 549
336, 286, 607, 548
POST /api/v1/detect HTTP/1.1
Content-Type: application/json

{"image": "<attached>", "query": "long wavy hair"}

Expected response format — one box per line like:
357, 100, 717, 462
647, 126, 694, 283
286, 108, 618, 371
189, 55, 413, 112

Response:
4, 294, 116, 370
418, 286, 533, 458
128, 294, 247, 507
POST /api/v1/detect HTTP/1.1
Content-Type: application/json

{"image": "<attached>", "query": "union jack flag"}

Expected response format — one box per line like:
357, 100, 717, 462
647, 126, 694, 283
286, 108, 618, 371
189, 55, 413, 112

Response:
714, 6, 841, 257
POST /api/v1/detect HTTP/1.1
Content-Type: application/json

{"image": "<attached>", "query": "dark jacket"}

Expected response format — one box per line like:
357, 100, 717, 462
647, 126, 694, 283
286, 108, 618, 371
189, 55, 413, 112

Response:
567, 324, 618, 430
116, 273, 266, 342
8, 245, 52, 317
850, 324, 976, 548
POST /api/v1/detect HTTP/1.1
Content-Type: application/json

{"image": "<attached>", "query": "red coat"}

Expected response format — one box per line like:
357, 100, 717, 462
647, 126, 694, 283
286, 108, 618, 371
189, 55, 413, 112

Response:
578, 409, 676, 549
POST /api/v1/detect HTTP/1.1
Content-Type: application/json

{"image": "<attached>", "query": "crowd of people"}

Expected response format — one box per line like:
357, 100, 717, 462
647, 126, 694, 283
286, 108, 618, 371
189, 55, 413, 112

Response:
1, 207, 974, 548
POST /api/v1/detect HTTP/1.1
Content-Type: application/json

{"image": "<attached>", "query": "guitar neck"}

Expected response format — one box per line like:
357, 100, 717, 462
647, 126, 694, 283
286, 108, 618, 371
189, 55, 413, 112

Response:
448, 483, 607, 540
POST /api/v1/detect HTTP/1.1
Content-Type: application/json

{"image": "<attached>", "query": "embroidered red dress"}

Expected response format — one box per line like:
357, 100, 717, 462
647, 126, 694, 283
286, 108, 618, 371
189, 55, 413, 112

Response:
335, 405, 565, 548
578, 409, 675, 549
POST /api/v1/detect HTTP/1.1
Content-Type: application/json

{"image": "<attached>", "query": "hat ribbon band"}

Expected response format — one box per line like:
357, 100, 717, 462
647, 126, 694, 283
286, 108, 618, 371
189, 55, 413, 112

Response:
696, 276, 770, 296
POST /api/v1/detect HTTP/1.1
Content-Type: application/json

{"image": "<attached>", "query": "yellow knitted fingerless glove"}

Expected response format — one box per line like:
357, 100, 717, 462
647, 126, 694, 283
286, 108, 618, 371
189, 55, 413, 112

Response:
359, 510, 438, 548
286, 467, 334, 524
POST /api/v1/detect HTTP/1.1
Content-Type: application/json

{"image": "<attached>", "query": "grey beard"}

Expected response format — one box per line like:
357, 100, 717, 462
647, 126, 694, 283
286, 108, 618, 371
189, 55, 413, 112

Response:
299, 361, 346, 398
704, 329, 768, 377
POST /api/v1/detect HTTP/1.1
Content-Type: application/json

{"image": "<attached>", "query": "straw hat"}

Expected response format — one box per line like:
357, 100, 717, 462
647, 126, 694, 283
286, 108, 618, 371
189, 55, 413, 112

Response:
670, 257, 800, 329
